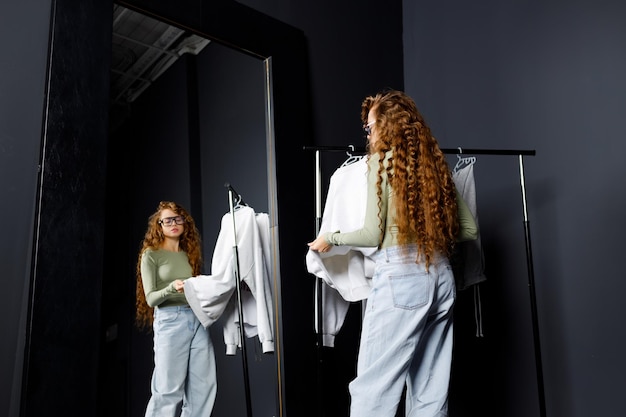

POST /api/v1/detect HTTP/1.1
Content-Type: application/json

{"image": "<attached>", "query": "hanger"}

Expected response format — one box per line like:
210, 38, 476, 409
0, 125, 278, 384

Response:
340, 145, 365, 167
234, 194, 245, 210
453, 152, 476, 174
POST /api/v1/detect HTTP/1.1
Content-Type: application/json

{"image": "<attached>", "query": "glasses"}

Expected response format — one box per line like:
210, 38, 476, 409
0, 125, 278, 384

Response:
363, 121, 375, 136
159, 215, 185, 226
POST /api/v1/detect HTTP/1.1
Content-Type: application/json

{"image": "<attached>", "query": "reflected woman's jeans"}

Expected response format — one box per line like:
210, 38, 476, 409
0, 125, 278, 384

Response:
145, 305, 217, 417
349, 245, 455, 417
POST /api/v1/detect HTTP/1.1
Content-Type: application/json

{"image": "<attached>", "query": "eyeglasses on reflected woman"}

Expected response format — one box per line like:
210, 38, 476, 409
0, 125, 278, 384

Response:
158, 215, 185, 226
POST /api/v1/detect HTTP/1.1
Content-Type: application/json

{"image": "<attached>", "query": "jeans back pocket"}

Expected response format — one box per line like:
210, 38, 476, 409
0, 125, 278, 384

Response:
389, 272, 430, 310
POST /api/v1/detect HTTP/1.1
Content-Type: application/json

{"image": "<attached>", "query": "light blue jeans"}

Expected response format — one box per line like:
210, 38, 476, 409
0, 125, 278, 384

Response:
145, 305, 217, 417
349, 245, 455, 417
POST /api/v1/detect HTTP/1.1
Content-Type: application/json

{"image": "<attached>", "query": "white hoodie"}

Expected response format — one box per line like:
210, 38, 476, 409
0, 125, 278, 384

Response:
184, 205, 275, 354
305, 156, 375, 346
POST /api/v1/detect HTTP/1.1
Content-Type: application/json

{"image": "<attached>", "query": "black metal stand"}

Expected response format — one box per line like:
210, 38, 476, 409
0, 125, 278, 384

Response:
442, 148, 545, 417
225, 182, 253, 417
313, 150, 324, 417
516, 155, 547, 417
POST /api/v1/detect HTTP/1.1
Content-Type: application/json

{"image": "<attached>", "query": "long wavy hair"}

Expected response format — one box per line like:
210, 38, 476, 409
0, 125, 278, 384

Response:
362, 90, 459, 268
135, 201, 203, 330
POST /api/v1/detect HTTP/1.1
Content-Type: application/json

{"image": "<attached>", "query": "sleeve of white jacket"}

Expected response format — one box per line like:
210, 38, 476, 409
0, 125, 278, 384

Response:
317, 283, 350, 347
221, 296, 240, 355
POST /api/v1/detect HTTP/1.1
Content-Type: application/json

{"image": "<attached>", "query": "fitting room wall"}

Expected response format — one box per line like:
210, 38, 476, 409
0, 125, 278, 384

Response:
0, 1, 111, 416
0, 1, 54, 415
402, 2, 626, 417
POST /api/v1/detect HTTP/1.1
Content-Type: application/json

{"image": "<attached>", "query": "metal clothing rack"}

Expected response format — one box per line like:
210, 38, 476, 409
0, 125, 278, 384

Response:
302, 145, 545, 417
224, 182, 253, 417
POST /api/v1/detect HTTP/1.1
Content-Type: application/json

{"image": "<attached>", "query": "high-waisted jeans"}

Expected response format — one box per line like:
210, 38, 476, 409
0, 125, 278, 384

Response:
145, 305, 217, 417
349, 245, 456, 417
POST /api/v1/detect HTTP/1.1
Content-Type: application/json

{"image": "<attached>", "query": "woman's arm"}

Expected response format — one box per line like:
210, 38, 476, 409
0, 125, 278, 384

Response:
455, 189, 478, 242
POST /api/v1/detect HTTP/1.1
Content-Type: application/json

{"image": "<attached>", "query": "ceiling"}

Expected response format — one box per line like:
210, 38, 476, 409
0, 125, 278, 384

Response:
110, 5, 210, 105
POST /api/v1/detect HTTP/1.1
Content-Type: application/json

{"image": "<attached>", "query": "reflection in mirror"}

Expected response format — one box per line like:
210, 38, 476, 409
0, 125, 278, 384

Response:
105, 5, 282, 417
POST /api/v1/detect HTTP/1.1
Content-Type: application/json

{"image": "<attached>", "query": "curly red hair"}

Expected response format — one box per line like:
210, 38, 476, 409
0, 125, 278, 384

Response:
362, 90, 459, 268
134, 201, 203, 330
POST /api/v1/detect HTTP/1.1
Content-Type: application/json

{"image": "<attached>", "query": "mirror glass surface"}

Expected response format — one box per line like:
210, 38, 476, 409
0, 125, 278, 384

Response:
108, 5, 281, 416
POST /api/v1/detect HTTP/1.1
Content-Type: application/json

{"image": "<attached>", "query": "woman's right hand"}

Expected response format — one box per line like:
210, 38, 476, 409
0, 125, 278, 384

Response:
308, 234, 332, 253
173, 279, 185, 293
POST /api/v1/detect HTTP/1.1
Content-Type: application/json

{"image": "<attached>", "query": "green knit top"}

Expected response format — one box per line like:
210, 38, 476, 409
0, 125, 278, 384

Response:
326, 150, 478, 249
140, 248, 192, 308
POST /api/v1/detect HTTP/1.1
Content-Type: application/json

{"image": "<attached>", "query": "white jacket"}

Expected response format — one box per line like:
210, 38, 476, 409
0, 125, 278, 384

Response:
184, 206, 275, 354
305, 157, 376, 346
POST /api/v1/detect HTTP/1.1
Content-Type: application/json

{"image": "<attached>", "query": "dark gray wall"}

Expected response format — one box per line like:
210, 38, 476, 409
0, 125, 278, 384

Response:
0, 2, 51, 416
240, 0, 404, 150
403, 1, 626, 417
1, 0, 111, 416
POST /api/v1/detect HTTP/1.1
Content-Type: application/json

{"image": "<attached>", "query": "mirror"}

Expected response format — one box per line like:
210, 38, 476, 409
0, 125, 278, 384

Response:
102, 4, 282, 416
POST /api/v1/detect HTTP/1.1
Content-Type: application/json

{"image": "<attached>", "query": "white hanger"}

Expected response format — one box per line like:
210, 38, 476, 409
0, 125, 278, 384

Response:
340, 145, 364, 167
453, 153, 476, 174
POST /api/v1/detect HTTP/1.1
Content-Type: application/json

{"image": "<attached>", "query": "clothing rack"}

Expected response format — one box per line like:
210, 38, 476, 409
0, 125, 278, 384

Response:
302, 145, 545, 417
224, 182, 253, 417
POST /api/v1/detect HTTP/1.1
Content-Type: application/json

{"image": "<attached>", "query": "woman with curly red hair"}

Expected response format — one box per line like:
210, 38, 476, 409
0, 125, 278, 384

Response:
309, 90, 477, 416
135, 201, 216, 417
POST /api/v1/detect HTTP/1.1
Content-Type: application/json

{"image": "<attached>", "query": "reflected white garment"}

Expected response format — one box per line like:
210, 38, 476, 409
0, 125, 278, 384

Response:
219, 212, 275, 354
184, 206, 274, 354
305, 157, 376, 346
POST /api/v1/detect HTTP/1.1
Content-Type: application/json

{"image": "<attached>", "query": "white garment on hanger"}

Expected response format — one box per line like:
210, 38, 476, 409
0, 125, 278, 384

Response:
220, 212, 275, 354
305, 157, 375, 346
184, 206, 275, 354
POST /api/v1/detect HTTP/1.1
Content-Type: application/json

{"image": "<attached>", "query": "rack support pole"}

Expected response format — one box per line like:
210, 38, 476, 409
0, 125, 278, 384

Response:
518, 155, 546, 417
313, 150, 325, 417
227, 188, 253, 417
